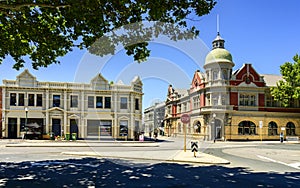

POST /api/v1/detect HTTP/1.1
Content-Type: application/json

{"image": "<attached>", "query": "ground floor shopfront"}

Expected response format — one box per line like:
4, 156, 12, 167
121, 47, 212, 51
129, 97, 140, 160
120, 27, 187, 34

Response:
164, 111, 300, 141
3, 109, 141, 140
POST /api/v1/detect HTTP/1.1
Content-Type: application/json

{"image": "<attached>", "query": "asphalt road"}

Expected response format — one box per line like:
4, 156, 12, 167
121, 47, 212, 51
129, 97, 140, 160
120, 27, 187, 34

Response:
0, 138, 299, 187
203, 141, 300, 173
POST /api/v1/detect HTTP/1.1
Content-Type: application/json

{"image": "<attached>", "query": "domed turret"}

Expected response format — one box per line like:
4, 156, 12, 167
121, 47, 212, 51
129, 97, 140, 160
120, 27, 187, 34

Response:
204, 33, 234, 67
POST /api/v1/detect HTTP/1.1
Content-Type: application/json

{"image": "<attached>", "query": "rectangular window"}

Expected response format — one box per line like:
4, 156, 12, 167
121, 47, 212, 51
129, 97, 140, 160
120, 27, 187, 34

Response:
177, 104, 181, 113
206, 94, 211, 106
10, 93, 17, 106
250, 95, 256, 106
53, 95, 60, 107
119, 120, 128, 136
36, 94, 43, 106
120, 97, 127, 109
213, 71, 218, 80
135, 98, 139, 110
212, 94, 218, 106
193, 96, 200, 109
18, 93, 24, 106
28, 94, 35, 106
105, 97, 111, 108
239, 94, 245, 105
135, 121, 139, 132
221, 94, 226, 105
222, 69, 228, 80
88, 96, 94, 108
71, 95, 78, 108
96, 96, 103, 108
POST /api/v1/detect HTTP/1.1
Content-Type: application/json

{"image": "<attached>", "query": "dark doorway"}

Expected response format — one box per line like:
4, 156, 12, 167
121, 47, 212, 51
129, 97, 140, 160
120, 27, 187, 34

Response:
70, 119, 79, 139
52, 119, 61, 136
8, 118, 17, 139
215, 119, 222, 139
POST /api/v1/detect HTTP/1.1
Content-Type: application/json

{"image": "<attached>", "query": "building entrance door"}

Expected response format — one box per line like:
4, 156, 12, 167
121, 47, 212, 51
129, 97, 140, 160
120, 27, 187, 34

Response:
70, 119, 78, 139
215, 119, 222, 139
8, 118, 17, 139
52, 119, 61, 136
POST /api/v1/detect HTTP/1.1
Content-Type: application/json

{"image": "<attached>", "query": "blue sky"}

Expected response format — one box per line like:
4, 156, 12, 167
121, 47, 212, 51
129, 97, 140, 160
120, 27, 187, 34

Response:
1, 0, 299, 109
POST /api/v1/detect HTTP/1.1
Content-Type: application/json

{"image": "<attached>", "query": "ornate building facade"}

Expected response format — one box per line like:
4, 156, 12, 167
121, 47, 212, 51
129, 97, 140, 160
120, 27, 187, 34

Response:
164, 33, 300, 141
1, 69, 143, 140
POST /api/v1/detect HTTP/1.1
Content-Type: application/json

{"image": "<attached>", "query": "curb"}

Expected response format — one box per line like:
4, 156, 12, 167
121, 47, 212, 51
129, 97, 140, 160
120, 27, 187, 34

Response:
4, 143, 160, 147
61, 151, 230, 165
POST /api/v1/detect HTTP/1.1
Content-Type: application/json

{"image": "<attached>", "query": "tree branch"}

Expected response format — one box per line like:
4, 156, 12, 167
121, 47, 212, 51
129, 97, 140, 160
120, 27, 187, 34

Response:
0, 2, 70, 11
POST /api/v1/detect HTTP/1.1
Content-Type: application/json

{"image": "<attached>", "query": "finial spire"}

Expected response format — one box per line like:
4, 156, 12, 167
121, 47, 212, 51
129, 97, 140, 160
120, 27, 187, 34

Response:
217, 14, 220, 35
212, 14, 225, 50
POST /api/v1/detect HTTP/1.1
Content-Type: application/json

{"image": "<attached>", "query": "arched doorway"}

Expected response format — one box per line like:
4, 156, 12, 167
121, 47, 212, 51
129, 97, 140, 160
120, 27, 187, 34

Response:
214, 119, 222, 139
193, 121, 201, 133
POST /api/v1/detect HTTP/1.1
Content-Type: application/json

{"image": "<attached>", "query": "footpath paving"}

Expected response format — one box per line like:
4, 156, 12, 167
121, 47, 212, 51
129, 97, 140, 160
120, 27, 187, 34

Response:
2, 138, 230, 165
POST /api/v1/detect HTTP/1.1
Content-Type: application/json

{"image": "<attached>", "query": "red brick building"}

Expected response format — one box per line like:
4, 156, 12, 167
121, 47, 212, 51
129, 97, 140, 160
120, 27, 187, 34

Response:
164, 33, 300, 141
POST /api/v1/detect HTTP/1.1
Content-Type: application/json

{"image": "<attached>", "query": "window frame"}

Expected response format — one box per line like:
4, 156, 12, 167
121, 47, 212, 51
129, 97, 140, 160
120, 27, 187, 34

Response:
53, 94, 61, 107
70, 95, 78, 108
10, 93, 17, 106
88, 96, 94, 108
120, 97, 128, 109
105, 97, 111, 109
28, 94, 35, 106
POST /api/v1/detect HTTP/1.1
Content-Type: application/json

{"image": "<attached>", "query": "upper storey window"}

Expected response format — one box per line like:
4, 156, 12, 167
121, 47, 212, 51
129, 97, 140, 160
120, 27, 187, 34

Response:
120, 97, 128, 109
10, 93, 17, 106
213, 70, 218, 81
53, 95, 61, 107
239, 94, 256, 106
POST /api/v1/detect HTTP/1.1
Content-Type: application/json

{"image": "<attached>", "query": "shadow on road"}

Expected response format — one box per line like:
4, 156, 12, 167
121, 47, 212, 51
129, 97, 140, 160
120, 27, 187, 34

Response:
0, 158, 299, 187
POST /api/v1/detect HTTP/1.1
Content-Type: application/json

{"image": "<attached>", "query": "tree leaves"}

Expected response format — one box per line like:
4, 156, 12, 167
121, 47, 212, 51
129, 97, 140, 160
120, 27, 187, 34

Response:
271, 54, 300, 107
0, 0, 216, 70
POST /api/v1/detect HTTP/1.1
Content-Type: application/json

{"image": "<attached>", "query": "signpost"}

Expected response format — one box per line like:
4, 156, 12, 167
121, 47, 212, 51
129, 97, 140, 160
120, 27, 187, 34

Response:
259, 121, 263, 142
181, 114, 190, 152
191, 141, 198, 157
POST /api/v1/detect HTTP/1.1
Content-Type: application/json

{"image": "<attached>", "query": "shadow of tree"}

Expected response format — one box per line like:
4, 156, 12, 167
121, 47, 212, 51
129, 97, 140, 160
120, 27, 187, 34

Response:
0, 158, 299, 187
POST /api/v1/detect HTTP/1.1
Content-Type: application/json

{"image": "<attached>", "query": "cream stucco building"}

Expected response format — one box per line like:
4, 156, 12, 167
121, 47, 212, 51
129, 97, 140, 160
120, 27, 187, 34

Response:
1, 69, 143, 140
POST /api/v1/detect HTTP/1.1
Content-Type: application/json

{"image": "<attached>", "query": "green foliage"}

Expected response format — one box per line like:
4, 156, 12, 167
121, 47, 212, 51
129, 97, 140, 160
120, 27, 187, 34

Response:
0, 0, 216, 70
271, 54, 300, 107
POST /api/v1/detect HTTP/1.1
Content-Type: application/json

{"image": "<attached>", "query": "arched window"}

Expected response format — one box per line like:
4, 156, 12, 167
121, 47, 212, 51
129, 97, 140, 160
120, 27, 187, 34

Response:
286, 122, 296, 136
238, 121, 256, 135
193, 121, 201, 133
268, 121, 278, 136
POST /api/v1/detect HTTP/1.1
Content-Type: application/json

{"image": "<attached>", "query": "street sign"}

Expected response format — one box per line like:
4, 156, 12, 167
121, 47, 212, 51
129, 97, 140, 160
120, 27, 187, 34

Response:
181, 114, 190, 124
191, 141, 198, 152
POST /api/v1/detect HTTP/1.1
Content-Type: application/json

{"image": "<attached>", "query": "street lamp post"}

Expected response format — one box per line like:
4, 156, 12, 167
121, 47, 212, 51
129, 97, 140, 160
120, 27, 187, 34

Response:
213, 113, 216, 142
25, 107, 28, 139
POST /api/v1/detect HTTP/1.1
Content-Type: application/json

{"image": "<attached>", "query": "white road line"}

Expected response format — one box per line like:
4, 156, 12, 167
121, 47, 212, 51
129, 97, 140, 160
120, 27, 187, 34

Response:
257, 155, 300, 170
